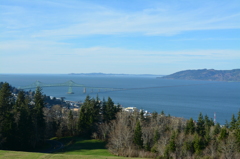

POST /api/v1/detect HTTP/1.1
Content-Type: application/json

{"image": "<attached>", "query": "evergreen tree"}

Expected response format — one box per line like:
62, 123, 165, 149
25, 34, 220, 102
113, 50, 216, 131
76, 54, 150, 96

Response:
230, 114, 237, 130
68, 110, 74, 136
209, 118, 215, 126
91, 96, 100, 122
14, 90, 25, 111
15, 91, 33, 150
196, 113, 205, 136
160, 110, 165, 116
153, 129, 160, 144
133, 120, 143, 148
185, 118, 195, 135
78, 95, 93, 136
193, 134, 202, 154
183, 140, 194, 155
78, 96, 100, 137
168, 131, 176, 152
218, 127, 228, 140
235, 110, 240, 129
204, 115, 213, 130
213, 123, 221, 136
101, 98, 106, 120
0, 83, 14, 116
78, 105, 89, 135
106, 97, 115, 121
32, 87, 45, 147
102, 97, 120, 123
0, 83, 15, 149
204, 128, 211, 147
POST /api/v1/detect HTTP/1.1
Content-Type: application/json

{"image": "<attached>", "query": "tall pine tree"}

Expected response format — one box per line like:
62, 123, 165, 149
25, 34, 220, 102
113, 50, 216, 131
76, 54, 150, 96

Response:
0, 83, 15, 149
230, 114, 237, 130
196, 113, 205, 136
32, 87, 45, 148
133, 120, 143, 148
102, 97, 120, 123
185, 118, 195, 135
15, 91, 33, 150
68, 110, 74, 136
78, 96, 100, 137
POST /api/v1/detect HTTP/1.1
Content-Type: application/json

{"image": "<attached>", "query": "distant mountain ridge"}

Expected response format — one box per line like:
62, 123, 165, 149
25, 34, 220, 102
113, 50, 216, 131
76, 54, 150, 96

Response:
69, 73, 164, 77
160, 69, 240, 82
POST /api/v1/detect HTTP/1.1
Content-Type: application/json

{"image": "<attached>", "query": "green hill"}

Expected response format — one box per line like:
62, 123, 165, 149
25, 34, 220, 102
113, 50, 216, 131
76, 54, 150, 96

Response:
160, 69, 240, 81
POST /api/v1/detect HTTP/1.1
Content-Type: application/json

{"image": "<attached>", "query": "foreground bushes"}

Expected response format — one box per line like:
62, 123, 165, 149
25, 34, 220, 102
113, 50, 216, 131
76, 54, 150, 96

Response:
97, 111, 240, 158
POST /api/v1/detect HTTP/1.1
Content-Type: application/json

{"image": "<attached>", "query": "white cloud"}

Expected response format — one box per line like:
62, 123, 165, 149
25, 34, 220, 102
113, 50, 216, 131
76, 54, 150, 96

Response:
1, 0, 240, 39
1, 44, 239, 74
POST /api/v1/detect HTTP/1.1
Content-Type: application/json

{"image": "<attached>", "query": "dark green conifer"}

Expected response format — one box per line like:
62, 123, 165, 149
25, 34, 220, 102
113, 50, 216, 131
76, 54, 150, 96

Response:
236, 110, 240, 129
68, 110, 74, 136
78, 96, 100, 137
160, 110, 165, 116
32, 87, 45, 147
230, 114, 237, 130
153, 129, 160, 143
133, 120, 143, 148
185, 118, 195, 135
213, 123, 221, 136
15, 91, 33, 150
196, 113, 205, 136
0, 83, 15, 149
78, 95, 93, 136
218, 127, 228, 140
169, 132, 176, 152
102, 97, 120, 123
193, 134, 203, 154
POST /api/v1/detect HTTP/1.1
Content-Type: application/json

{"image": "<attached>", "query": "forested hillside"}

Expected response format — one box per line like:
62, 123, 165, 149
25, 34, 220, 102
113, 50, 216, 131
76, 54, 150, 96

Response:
161, 69, 240, 81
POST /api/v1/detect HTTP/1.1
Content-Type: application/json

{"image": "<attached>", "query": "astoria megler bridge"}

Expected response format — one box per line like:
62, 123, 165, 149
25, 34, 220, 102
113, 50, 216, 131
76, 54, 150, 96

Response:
18, 80, 213, 94
18, 80, 124, 94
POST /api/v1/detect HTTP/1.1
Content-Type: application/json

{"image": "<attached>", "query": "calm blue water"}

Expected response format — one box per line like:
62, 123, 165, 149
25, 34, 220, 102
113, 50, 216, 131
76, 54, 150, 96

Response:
1, 74, 240, 124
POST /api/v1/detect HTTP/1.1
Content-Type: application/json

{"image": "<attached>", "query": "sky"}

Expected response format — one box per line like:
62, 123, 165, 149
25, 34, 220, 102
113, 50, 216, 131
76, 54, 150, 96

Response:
0, 0, 240, 75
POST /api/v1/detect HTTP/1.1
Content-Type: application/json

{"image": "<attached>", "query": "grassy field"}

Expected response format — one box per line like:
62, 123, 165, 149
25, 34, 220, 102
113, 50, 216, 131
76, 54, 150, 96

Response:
0, 151, 146, 159
53, 136, 114, 156
0, 137, 149, 159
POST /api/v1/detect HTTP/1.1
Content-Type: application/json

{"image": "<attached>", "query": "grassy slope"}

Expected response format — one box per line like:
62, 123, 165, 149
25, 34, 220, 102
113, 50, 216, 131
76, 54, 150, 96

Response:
0, 137, 148, 159
0, 151, 144, 159
54, 136, 114, 156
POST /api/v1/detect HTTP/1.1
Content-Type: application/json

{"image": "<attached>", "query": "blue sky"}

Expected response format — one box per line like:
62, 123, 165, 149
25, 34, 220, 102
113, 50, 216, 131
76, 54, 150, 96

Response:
0, 0, 240, 74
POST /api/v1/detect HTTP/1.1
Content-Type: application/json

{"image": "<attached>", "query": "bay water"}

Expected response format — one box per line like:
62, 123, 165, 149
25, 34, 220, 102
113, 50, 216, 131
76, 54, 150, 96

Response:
1, 74, 240, 124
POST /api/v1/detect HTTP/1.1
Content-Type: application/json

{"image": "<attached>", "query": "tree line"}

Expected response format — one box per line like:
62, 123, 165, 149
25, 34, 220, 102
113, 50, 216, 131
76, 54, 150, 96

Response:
0, 83, 45, 150
0, 82, 121, 150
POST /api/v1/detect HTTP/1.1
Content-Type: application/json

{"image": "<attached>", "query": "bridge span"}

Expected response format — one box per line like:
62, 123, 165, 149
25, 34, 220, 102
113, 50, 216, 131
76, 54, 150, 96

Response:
18, 80, 123, 94
18, 80, 215, 94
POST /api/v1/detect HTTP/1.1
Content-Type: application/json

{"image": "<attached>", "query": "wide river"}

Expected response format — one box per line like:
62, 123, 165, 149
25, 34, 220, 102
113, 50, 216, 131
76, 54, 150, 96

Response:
1, 74, 240, 124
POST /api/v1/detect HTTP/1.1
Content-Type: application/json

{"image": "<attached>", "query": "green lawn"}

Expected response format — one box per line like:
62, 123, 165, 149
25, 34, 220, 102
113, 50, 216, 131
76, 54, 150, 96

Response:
54, 136, 114, 156
0, 137, 149, 159
0, 150, 145, 159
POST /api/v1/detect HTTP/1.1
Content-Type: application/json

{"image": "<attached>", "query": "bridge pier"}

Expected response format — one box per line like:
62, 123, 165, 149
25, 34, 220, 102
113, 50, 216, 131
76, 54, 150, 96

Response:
67, 87, 74, 94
